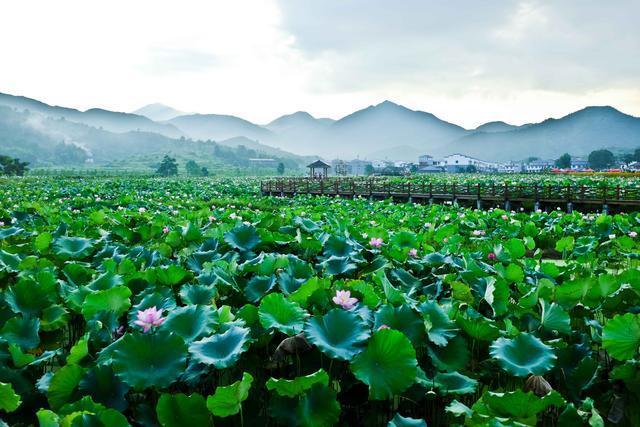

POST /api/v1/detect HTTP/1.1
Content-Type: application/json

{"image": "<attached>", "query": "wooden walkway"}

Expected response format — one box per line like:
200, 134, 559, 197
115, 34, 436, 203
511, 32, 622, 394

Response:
261, 178, 640, 212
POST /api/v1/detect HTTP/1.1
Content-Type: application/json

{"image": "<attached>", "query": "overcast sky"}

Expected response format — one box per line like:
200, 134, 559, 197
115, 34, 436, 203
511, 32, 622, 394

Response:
1, 0, 638, 128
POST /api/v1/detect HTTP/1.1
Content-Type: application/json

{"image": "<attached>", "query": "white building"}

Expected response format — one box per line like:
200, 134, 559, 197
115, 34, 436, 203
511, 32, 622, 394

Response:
441, 153, 496, 172
498, 161, 524, 173
570, 157, 589, 170
418, 154, 439, 167
524, 159, 554, 173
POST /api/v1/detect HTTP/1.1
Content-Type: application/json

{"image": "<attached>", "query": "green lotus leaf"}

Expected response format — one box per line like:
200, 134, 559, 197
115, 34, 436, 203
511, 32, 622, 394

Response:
48, 364, 85, 410
236, 304, 259, 326
433, 371, 478, 395
5, 274, 57, 316
147, 265, 192, 287
241, 253, 289, 276
179, 284, 217, 305
206, 372, 253, 417
318, 256, 357, 276
390, 231, 418, 250
278, 255, 314, 295
0, 226, 23, 240
603, 313, 640, 361
296, 383, 341, 427
0, 249, 21, 272
157, 393, 211, 427
419, 301, 458, 347
304, 308, 370, 360
244, 275, 277, 302
555, 236, 575, 252
427, 335, 470, 372
505, 238, 526, 258
503, 263, 524, 283
87, 272, 124, 291
79, 365, 129, 411
224, 224, 260, 251
1, 315, 40, 350
67, 336, 89, 365
323, 235, 354, 257
350, 329, 418, 400
289, 277, 331, 307
266, 369, 329, 397
540, 300, 571, 334
490, 333, 556, 377
476, 389, 565, 421
53, 236, 95, 259
189, 325, 250, 369
374, 304, 424, 346
0, 381, 21, 412
41, 305, 71, 331
181, 221, 203, 242
160, 305, 217, 343
456, 309, 500, 341
82, 286, 132, 320
258, 293, 307, 335
110, 331, 187, 390
387, 413, 427, 427
343, 280, 381, 308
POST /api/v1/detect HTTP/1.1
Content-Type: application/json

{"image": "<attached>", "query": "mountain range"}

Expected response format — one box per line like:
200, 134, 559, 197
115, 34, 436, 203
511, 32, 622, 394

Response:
1, 91, 639, 165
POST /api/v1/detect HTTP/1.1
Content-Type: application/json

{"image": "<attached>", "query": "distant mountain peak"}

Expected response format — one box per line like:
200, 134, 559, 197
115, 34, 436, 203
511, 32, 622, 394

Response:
132, 103, 185, 122
474, 121, 518, 133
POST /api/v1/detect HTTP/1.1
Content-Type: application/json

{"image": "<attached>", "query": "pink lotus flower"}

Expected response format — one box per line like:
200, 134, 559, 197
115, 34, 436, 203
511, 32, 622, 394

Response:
133, 306, 166, 332
162, 226, 170, 234
488, 252, 496, 261
208, 216, 215, 222
408, 248, 418, 257
378, 324, 391, 331
472, 230, 486, 236
332, 290, 358, 310
630, 231, 638, 238
369, 237, 383, 248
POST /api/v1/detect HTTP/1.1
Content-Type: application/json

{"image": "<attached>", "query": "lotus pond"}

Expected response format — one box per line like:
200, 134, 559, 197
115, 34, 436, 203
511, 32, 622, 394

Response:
1, 177, 640, 426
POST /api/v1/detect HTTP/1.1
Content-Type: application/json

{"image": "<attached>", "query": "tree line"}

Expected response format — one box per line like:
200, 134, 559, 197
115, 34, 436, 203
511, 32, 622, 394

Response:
555, 148, 640, 170
0, 155, 29, 176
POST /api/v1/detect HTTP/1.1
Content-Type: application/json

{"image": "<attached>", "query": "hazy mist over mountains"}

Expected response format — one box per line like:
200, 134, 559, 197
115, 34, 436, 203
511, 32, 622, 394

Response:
1, 91, 639, 166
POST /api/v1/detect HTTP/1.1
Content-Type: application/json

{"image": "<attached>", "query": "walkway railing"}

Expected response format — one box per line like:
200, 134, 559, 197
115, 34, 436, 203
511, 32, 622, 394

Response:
260, 178, 640, 211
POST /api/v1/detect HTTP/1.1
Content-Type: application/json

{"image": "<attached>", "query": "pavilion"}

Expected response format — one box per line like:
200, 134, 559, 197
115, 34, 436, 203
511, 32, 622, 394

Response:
306, 160, 331, 178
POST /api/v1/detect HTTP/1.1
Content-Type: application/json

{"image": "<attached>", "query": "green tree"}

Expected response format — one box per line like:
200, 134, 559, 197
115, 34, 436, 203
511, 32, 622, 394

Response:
364, 164, 375, 176
588, 149, 615, 170
156, 155, 178, 177
555, 153, 571, 168
465, 164, 478, 173
201, 167, 209, 176
634, 148, 640, 162
277, 162, 285, 175
185, 160, 203, 176
0, 155, 29, 176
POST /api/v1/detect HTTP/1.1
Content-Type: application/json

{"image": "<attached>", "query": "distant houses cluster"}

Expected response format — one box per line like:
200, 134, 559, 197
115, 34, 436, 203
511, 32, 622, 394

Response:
323, 153, 600, 176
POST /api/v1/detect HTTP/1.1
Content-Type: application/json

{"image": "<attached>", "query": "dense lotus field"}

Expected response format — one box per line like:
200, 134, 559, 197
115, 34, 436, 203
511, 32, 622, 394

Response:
339, 174, 640, 190
1, 177, 640, 426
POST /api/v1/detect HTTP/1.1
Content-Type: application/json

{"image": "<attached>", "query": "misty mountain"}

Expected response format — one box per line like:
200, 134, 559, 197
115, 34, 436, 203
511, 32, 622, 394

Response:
0, 106, 304, 170
263, 111, 335, 154
474, 121, 521, 133
2, 91, 639, 164
167, 113, 273, 142
0, 92, 183, 138
448, 106, 640, 162
319, 100, 468, 159
217, 136, 316, 162
133, 103, 186, 121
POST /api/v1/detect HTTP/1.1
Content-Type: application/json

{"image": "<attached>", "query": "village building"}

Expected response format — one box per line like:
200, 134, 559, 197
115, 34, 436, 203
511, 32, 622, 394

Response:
441, 153, 496, 172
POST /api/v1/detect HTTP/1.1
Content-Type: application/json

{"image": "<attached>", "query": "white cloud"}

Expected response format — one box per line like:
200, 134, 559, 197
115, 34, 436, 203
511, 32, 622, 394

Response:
0, 0, 638, 127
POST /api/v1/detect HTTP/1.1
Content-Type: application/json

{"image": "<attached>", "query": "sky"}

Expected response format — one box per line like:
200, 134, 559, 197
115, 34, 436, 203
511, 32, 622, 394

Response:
1, 0, 639, 128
